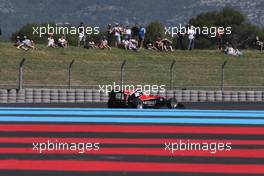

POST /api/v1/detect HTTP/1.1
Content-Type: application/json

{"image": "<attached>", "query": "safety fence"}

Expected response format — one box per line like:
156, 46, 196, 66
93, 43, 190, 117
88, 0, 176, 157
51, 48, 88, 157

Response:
1, 89, 264, 103
2, 58, 264, 91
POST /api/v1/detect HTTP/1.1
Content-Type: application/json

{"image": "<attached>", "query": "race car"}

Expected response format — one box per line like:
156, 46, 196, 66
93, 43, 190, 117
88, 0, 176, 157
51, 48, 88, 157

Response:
107, 90, 182, 109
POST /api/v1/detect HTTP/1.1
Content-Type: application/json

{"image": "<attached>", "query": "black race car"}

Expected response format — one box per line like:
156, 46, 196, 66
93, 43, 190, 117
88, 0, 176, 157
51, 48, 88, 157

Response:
108, 90, 183, 109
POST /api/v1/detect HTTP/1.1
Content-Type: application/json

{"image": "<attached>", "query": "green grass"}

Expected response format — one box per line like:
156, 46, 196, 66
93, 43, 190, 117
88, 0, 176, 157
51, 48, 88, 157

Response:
0, 42, 264, 89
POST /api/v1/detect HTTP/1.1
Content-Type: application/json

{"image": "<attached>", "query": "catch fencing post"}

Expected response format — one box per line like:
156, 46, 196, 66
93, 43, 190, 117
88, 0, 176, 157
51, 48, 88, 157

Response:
170, 60, 176, 90
120, 60, 127, 90
18, 58, 26, 90
68, 59, 75, 89
221, 60, 228, 91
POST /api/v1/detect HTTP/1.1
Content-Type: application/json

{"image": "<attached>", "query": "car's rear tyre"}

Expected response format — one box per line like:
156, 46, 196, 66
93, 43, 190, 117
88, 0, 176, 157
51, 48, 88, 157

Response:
135, 99, 143, 109
167, 98, 178, 109
107, 101, 114, 108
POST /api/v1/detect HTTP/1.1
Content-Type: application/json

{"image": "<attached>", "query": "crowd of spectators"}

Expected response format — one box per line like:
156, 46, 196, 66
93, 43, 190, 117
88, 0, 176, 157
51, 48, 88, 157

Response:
47, 34, 68, 48
14, 36, 36, 50
147, 37, 174, 52
106, 23, 146, 51
13, 22, 263, 55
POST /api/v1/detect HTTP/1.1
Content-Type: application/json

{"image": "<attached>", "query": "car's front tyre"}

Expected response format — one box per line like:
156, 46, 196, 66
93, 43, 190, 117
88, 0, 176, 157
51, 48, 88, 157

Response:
167, 98, 178, 109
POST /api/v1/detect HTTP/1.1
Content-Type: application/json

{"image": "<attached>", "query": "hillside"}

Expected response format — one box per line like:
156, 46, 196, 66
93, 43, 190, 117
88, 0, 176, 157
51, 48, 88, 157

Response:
0, 0, 264, 39
0, 42, 264, 90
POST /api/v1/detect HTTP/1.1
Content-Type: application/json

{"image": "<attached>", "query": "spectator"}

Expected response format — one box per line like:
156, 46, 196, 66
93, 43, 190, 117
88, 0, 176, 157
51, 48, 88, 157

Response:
131, 23, 139, 40
138, 25, 146, 48
124, 26, 132, 40
58, 35, 68, 48
107, 24, 113, 46
84, 38, 97, 49
89, 38, 97, 49
119, 24, 125, 41
113, 23, 121, 47
162, 38, 174, 52
216, 28, 223, 50
121, 39, 130, 50
89, 41, 96, 48
147, 43, 158, 51
121, 39, 138, 51
187, 26, 196, 50
14, 36, 28, 50
256, 36, 263, 52
47, 34, 56, 48
224, 42, 243, 56
129, 39, 138, 51
14, 36, 22, 47
98, 36, 111, 50
176, 31, 185, 50
78, 22, 86, 47
155, 37, 164, 51
14, 36, 23, 48
22, 36, 36, 49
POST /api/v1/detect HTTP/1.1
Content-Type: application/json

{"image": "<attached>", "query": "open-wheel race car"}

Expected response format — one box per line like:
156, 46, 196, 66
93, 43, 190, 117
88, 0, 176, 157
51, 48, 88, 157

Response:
108, 90, 183, 109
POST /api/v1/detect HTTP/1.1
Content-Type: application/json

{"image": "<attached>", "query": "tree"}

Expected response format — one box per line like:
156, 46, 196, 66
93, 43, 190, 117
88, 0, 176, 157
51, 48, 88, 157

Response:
188, 7, 262, 49
145, 21, 164, 44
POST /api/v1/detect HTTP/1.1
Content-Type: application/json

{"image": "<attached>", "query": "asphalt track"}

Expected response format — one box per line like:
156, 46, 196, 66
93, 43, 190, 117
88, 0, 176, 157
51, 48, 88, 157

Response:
0, 103, 263, 176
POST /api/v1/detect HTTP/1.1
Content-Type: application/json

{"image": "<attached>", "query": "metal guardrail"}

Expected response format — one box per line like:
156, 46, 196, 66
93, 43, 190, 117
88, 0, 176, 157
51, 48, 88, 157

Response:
1, 88, 264, 103
2, 84, 264, 91
68, 59, 75, 89
18, 58, 26, 90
